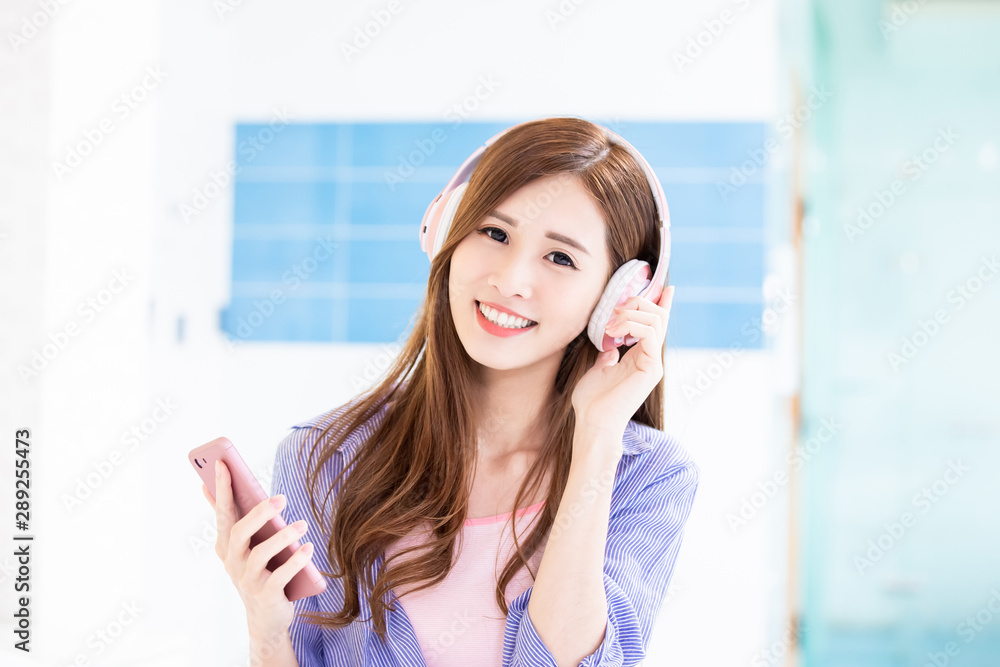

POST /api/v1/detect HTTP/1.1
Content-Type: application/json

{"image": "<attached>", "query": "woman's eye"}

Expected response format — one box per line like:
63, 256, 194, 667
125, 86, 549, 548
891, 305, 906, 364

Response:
478, 226, 507, 243
476, 227, 578, 269
549, 252, 575, 268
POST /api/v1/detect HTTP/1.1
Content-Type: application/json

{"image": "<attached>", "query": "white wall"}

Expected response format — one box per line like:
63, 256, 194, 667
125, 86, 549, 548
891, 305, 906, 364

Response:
0, 1, 788, 665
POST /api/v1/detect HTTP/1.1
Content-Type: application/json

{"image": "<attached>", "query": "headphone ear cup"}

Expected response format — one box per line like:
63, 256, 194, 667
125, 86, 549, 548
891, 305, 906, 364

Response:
587, 259, 652, 351
424, 182, 468, 261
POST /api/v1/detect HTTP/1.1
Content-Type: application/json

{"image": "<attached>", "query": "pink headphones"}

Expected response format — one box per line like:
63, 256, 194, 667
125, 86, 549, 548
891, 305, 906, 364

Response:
419, 118, 671, 352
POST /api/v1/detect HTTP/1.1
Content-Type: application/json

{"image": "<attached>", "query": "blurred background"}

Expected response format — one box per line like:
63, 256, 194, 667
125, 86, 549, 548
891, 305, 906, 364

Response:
1, 0, 998, 665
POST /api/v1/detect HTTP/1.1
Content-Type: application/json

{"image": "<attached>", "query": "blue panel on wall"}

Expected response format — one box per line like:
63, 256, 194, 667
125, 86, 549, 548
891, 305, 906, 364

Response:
671, 242, 765, 287
231, 238, 340, 283
663, 182, 766, 228
666, 301, 766, 350
235, 123, 339, 168
347, 296, 423, 343
350, 181, 443, 225
347, 241, 428, 284
233, 181, 337, 226
616, 121, 768, 168
223, 121, 767, 347
350, 122, 511, 167
221, 297, 336, 342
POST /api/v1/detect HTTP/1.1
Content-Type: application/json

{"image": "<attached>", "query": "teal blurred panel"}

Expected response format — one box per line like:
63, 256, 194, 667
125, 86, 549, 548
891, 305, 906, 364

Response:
793, 1, 1000, 665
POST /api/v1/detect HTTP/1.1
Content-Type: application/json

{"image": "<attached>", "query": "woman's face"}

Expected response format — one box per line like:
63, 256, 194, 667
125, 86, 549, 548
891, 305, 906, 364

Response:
448, 173, 612, 374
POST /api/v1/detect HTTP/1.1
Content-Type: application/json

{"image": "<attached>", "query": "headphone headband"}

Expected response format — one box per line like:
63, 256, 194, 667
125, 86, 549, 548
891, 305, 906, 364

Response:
426, 120, 668, 222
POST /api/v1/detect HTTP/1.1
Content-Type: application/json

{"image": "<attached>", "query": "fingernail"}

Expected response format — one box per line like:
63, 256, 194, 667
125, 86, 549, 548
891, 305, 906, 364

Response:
215, 460, 222, 478
294, 520, 308, 533
269, 495, 285, 509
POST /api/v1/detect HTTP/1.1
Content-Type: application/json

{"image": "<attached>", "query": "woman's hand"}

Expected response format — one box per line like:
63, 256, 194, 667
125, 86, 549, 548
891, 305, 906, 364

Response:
204, 460, 315, 643
572, 285, 675, 437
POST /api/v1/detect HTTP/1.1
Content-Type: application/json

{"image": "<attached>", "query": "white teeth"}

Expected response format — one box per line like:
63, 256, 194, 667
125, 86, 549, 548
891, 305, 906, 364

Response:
479, 302, 534, 329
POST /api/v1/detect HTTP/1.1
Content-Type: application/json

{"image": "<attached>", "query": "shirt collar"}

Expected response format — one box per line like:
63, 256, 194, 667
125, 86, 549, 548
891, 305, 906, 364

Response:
621, 420, 658, 456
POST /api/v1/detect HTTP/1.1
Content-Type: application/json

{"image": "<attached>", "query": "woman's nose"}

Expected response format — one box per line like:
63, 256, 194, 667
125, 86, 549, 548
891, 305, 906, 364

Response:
488, 251, 534, 300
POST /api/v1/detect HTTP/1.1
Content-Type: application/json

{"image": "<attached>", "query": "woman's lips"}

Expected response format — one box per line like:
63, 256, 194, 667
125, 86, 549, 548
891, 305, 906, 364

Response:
475, 301, 537, 338
477, 300, 535, 324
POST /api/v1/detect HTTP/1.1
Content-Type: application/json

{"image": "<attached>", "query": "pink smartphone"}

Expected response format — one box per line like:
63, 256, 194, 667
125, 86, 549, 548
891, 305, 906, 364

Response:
189, 437, 327, 601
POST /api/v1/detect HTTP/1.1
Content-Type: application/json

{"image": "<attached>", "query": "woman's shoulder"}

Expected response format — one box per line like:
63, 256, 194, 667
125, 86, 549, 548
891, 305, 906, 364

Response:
289, 387, 403, 432
621, 420, 699, 480
280, 397, 395, 462
271, 398, 395, 511
608, 421, 700, 520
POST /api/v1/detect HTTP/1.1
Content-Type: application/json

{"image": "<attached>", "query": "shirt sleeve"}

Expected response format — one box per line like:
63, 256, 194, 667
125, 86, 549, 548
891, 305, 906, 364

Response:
272, 427, 326, 667
504, 449, 700, 667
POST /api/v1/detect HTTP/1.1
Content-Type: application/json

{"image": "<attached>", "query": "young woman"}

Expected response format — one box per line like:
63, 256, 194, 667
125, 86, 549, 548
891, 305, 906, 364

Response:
204, 117, 699, 667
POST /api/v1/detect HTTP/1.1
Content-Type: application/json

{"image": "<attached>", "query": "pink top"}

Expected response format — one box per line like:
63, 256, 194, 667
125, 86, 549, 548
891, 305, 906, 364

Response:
383, 500, 549, 666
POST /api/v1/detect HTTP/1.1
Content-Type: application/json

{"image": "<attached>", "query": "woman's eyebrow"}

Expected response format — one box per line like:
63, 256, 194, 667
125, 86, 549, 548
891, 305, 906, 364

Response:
488, 209, 591, 257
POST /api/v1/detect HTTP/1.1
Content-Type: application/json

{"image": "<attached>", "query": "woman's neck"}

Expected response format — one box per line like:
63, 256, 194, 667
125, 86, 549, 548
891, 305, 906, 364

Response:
475, 365, 557, 459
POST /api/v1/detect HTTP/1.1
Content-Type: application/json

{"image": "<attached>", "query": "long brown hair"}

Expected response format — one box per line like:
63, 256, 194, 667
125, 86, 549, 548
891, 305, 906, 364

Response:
297, 116, 666, 642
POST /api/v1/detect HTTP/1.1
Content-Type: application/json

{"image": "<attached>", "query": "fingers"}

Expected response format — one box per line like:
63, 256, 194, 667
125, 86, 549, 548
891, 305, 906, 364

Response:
264, 542, 316, 595
605, 308, 660, 335
246, 520, 310, 579
606, 319, 656, 339
202, 483, 216, 510
661, 285, 676, 310
614, 291, 671, 318
229, 494, 287, 563
607, 291, 674, 343
605, 309, 661, 351
214, 461, 238, 558
606, 301, 668, 366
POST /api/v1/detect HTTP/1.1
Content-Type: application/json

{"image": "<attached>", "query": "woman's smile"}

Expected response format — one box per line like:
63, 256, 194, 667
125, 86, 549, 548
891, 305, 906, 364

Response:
475, 300, 538, 338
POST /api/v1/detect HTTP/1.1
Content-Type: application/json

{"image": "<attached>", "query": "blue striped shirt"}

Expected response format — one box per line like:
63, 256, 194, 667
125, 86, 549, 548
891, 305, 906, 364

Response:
271, 401, 699, 667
